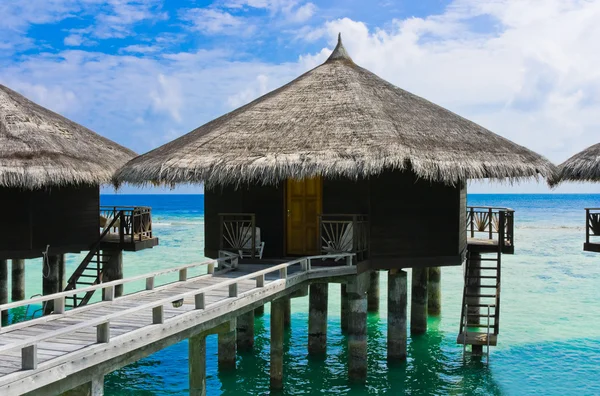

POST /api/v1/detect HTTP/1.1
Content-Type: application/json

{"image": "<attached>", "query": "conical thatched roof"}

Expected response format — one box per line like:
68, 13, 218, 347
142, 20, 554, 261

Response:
115, 35, 554, 188
0, 84, 136, 189
554, 143, 600, 184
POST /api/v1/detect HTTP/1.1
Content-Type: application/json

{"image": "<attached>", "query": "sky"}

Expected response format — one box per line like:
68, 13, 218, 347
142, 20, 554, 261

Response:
1, 0, 599, 194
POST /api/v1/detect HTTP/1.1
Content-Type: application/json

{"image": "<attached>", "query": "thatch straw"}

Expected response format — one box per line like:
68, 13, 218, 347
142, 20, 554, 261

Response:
553, 143, 600, 184
0, 84, 136, 189
115, 34, 555, 188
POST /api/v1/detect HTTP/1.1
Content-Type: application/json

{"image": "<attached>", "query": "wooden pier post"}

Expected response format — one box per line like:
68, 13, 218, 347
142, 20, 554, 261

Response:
254, 305, 265, 316
388, 269, 407, 361
11, 259, 25, 301
218, 320, 236, 370
427, 267, 441, 316
341, 284, 348, 333
43, 254, 63, 314
368, 271, 380, 313
103, 250, 123, 298
284, 296, 291, 329
466, 252, 482, 355
189, 333, 207, 396
308, 283, 328, 356
347, 271, 369, 382
61, 375, 104, 396
410, 267, 428, 335
236, 311, 255, 351
0, 259, 7, 321
270, 297, 285, 390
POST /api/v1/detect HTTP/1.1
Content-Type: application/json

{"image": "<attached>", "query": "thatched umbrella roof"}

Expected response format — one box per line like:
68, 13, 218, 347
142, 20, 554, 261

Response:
553, 143, 600, 184
115, 35, 554, 188
0, 84, 136, 189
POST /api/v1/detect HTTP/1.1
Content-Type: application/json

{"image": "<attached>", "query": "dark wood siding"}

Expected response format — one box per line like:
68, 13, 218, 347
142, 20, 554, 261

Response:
0, 186, 100, 259
323, 177, 369, 214
368, 170, 462, 267
204, 184, 284, 259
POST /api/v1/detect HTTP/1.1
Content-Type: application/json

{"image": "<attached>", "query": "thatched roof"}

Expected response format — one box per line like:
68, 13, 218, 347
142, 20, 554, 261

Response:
115, 35, 554, 188
553, 143, 600, 184
0, 84, 136, 189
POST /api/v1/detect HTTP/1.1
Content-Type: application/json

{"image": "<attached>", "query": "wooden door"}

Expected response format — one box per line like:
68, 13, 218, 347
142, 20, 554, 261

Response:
286, 177, 322, 255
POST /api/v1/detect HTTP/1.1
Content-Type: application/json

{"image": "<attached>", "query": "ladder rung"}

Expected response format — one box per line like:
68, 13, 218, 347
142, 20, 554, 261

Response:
470, 267, 498, 270
465, 323, 493, 327
78, 274, 98, 278
76, 282, 96, 286
465, 294, 496, 298
466, 275, 497, 279
472, 258, 499, 261
468, 313, 495, 317
467, 304, 496, 308
479, 285, 498, 288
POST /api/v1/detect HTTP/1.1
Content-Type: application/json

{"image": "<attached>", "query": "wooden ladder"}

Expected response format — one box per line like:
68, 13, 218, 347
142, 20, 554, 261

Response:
64, 213, 122, 309
457, 245, 502, 361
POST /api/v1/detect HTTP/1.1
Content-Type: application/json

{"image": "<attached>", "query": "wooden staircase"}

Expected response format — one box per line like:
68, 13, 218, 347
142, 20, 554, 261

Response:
64, 214, 122, 309
457, 246, 501, 358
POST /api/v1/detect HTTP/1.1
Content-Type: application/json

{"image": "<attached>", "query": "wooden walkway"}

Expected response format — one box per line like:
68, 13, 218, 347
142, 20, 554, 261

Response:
0, 253, 356, 396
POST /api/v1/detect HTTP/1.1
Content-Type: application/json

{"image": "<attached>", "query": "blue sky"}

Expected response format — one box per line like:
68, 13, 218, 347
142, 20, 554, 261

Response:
1, 0, 599, 194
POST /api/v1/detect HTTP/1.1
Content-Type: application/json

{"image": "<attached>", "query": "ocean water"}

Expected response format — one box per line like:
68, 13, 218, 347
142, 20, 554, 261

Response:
8, 194, 600, 395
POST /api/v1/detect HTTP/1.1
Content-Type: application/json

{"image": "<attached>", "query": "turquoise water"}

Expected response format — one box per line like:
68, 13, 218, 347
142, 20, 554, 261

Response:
9, 194, 600, 395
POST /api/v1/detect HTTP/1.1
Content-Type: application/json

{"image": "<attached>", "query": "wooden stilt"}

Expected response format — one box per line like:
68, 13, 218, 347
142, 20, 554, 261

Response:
410, 267, 428, 335
236, 311, 254, 351
368, 271, 380, 313
284, 296, 291, 328
388, 269, 407, 361
467, 252, 483, 356
347, 272, 369, 382
270, 298, 285, 390
189, 333, 207, 396
218, 322, 236, 370
103, 250, 123, 298
11, 259, 25, 301
308, 283, 328, 356
43, 255, 62, 314
254, 305, 265, 316
341, 284, 348, 334
428, 267, 441, 316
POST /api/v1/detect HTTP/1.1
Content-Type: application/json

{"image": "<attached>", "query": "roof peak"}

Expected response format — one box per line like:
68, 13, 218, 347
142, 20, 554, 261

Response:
325, 33, 353, 63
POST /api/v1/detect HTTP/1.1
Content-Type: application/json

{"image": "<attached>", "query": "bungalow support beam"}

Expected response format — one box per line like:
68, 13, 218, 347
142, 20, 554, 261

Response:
308, 283, 328, 356
254, 305, 265, 317
270, 297, 285, 390
410, 267, 428, 335
284, 296, 291, 329
43, 255, 63, 314
347, 271, 369, 382
236, 311, 254, 351
368, 270, 380, 313
340, 284, 348, 334
60, 375, 104, 396
0, 259, 7, 321
388, 269, 407, 361
11, 259, 25, 301
189, 333, 207, 396
428, 267, 441, 316
103, 250, 124, 298
218, 320, 237, 370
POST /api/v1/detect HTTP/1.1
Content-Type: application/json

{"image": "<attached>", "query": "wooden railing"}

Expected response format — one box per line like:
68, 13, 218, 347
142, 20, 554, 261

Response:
467, 206, 514, 248
585, 208, 600, 245
100, 206, 153, 244
0, 252, 354, 371
320, 214, 369, 261
219, 213, 257, 258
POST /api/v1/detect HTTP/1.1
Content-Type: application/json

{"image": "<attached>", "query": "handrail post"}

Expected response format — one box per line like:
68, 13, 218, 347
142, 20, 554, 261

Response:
195, 293, 205, 309
146, 277, 155, 290
152, 305, 164, 324
22, 345, 37, 370
488, 208, 493, 240
279, 267, 288, 279
103, 285, 115, 302
119, 211, 125, 244
256, 274, 265, 287
251, 214, 256, 259
498, 211, 505, 249
97, 321, 110, 343
229, 283, 238, 297
54, 296, 65, 314
208, 262, 215, 274
586, 209, 590, 245
470, 207, 475, 238
179, 268, 187, 282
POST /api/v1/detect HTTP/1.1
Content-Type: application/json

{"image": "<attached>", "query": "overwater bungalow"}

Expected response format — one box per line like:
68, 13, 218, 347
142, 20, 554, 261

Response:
115, 36, 554, 365
554, 142, 600, 252
0, 84, 158, 314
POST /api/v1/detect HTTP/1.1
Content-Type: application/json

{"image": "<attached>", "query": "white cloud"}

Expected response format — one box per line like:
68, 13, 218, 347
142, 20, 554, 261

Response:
64, 34, 84, 46
150, 73, 183, 122
180, 8, 247, 35
223, 0, 316, 23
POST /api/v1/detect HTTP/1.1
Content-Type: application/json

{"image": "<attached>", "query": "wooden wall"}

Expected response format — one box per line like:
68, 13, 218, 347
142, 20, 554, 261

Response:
0, 185, 100, 259
204, 183, 284, 259
368, 170, 465, 269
